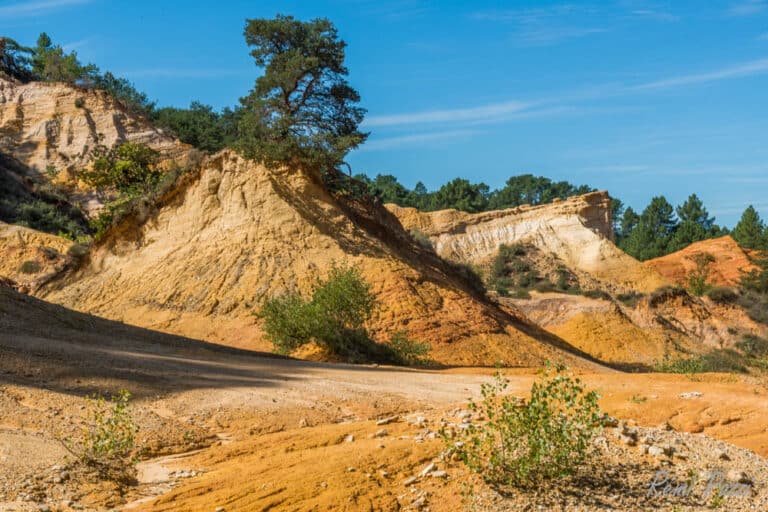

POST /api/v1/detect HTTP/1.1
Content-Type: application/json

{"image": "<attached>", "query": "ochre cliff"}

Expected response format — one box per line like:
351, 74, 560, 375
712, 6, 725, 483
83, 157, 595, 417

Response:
0, 78, 189, 212
645, 236, 758, 287
41, 151, 597, 367
388, 192, 667, 293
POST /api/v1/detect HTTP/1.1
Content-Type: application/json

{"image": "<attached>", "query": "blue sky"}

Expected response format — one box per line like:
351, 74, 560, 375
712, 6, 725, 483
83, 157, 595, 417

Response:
3, 0, 768, 226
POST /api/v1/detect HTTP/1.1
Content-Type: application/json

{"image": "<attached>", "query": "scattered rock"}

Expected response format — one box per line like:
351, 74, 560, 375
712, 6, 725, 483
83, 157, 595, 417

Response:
678, 392, 703, 399
376, 416, 398, 426
374, 429, 388, 438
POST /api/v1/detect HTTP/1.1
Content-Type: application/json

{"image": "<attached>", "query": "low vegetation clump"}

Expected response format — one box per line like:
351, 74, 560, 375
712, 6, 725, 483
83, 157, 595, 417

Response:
706, 286, 739, 304
736, 335, 768, 369
60, 390, 139, 485
683, 252, 715, 296
653, 350, 749, 374
19, 260, 41, 274
258, 264, 430, 365
409, 229, 434, 252
388, 331, 431, 366
615, 291, 644, 307
446, 363, 602, 488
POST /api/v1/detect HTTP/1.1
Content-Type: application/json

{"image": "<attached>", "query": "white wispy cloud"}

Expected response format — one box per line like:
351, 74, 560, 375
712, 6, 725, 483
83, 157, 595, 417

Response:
364, 101, 531, 127
361, 130, 476, 151
728, 0, 767, 16
631, 58, 768, 90
0, 0, 92, 17
121, 68, 248, 79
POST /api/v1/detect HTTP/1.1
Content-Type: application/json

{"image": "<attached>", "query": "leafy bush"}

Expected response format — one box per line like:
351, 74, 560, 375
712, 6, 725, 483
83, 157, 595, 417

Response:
738, 291, 768, 325
80, 142, 161, 196
616, 291, 644, 307
74, 97, 85, 109
736, 334, 768, 358
19, 260, 41, 274
510, 288, 531, 299
706, 286, 739, 304
683, 252, 715, 296
388, 331, 431, 366
654, 350, 748, 374
446, 364, 602, 487
410, 229, 434, 252
259, 264, 377, 357
60, 390, 139, 484
582, 289, 611, 300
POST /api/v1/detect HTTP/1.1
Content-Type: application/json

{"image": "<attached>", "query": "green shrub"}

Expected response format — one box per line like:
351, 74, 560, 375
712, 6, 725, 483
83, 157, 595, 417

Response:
736, 334, 768, 358
60, 390, 138, 484
258, 264, 377, 357
533, 280, 556, 293
510, 288, 532, 299
74, 97, 85, 109
583, 289, 611, 300
738, 291, 768, 325
654, 350, 748, 374
446, 364, 602, 487
683, 252, 715, 296
388, 331, 431, 366
410, 229, 434, 252
19, 260, 41, 274
706, 286, 739, 304
616, 291, 644, 307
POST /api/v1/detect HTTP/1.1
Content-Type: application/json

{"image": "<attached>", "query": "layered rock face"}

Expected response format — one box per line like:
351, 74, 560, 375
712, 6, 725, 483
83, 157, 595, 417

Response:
388, 192, 667, 293
0, 78, 181, 174
41, 151, 592, 367
0, 78, 188, 213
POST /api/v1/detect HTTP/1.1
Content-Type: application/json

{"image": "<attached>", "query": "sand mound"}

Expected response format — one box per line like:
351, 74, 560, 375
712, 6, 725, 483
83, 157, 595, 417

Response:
39, 151, 597, 367
645, 236, 758, 287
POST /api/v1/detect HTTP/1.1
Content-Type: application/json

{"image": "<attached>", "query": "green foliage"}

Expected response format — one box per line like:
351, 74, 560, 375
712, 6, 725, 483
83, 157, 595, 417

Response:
0, 37, 34, 81
31, 32, 97, 83
360, 173, 594, 214
737, 291, 768, 325
388, 331, 431, 366
446, 364, 602, 487
487, 174, 593, 210
732, 206, 768, 250
61, 390, 139, 484
740, 256, 768, 294
683, 252, 715, 296
0, 159, 90, 239
706, 286, 738, 304
620, 196, 677, 260
80, 142, 161, 196
19, 260, 41, 274
409, 229, 434, 251
258, 264, 377, 357
152, 102, 240, 153
74, 97, 85, 109
236, 15, 367, 174
653, 350, 748, 374
616, 291, 643, 307
736, 334, 768, 359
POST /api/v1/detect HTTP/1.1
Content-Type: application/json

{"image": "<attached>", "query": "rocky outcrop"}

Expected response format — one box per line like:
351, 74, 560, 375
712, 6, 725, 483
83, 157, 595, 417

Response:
645, 236, 758, 287
388, 192, 667, 293
0, 78, 189, 213
0, 222, 74, 291
40, 151, 597, 367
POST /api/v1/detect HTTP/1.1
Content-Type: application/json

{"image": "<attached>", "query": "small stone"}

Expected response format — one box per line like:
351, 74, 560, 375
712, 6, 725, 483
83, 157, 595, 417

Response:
379, 470, 389, 478
299, 417, 309, 428
215, 508, 226, 512
647, 445, 665, 456
347, 467, 356, 472
717, 450, 731, 461
374, 429, 388, 438
419, 462, 437, 477
601, 415, 620, 428
403, 476, 418, 486
413, 436, 424, 443
678, 391, 703, 399
376, 416, 398, 426
430, 470, 448, 478
37, 506, 51, 512
344, 434, 355, 443
638, 444, 650, 454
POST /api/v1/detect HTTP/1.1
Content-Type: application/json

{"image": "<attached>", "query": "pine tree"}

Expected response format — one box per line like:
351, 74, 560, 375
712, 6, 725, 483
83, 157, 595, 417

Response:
732, 206, 768, 250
